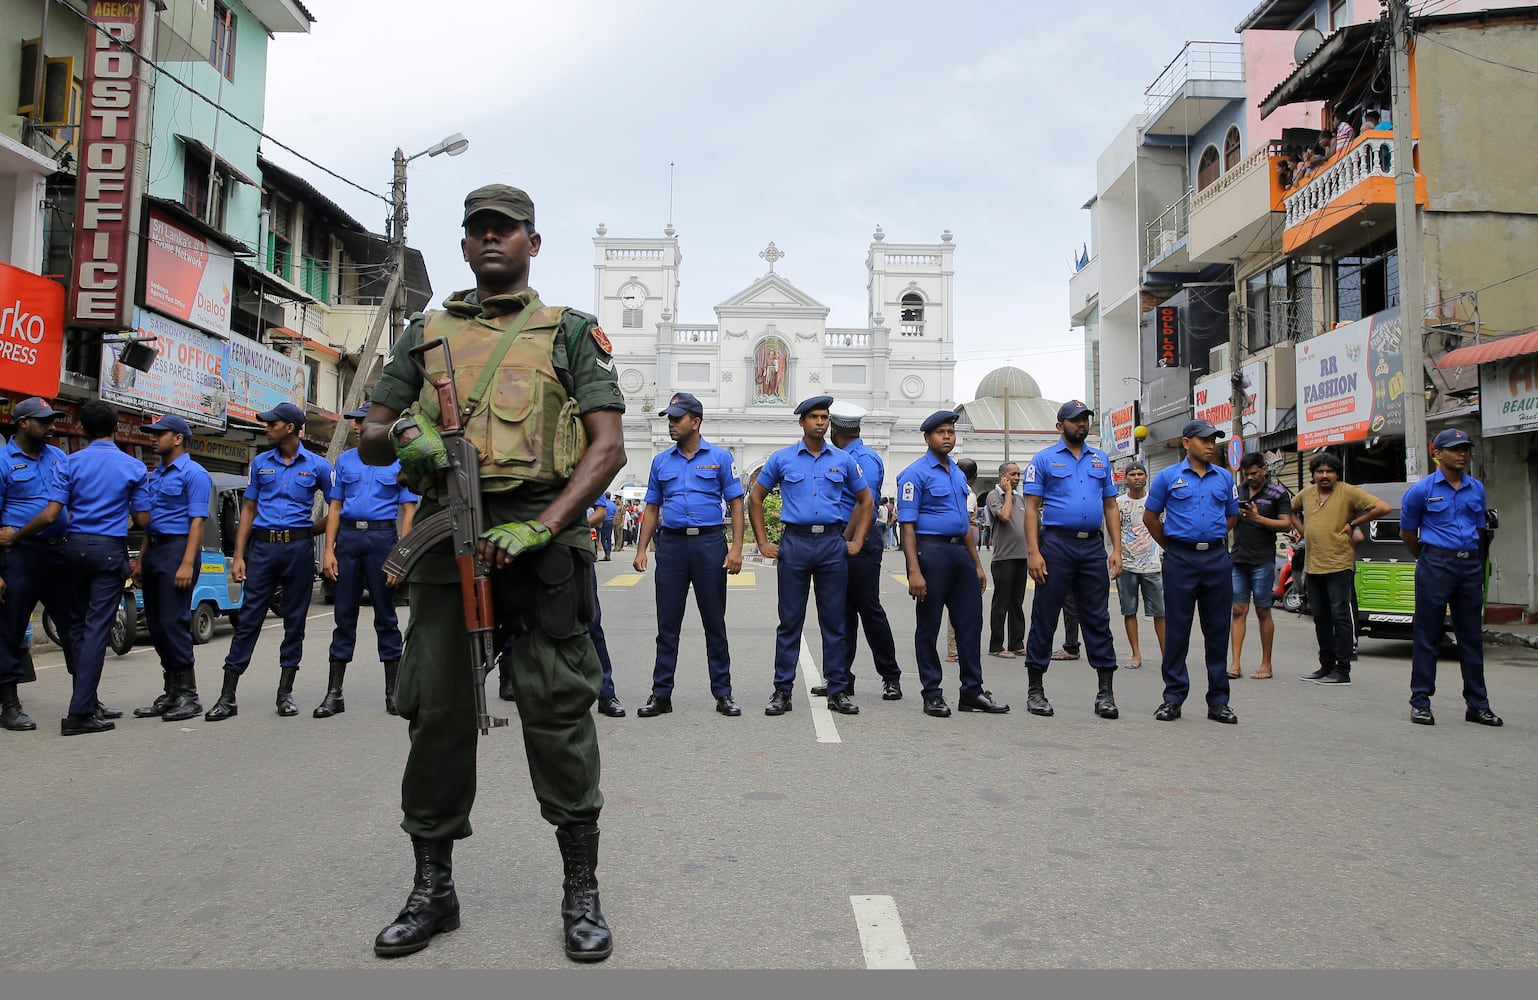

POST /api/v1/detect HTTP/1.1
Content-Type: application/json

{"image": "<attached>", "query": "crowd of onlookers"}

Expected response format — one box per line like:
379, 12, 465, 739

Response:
1276, 108, 1391, 191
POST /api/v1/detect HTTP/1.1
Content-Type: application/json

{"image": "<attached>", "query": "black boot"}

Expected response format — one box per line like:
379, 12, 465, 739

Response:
1094, 668, 1119, 719
1026, 667, 1054, 717
134, 670, 175, 718
313, 661, 347, 718
497, 650, 515, 702
555, 824, 613, 962
162, 668, 203, 722
204, 670, 240, 722
276, 666, 299, 716
384, 660, 399, 716
373, 836, 460, 958
1, 681, 37, 732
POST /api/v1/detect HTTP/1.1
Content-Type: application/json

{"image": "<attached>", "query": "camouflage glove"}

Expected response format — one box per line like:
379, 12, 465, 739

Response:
480, 520, 553, 564
392, 413, 450, 494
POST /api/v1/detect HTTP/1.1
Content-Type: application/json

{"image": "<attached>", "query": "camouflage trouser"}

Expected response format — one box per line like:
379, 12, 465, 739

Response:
395, 542, 603, 839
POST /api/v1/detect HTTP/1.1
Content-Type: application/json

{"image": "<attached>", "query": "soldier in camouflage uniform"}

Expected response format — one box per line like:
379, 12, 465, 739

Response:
360, 185, 626, 963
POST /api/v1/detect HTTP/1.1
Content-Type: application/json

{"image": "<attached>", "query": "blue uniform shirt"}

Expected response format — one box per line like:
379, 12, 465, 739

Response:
895, 452, 971, 536
247, 445, 334, 529
1401, 468, 1484, 550
645, 437, 744, 528
145, 452, 214, 534
842, 438, 885, 499
47, 438, 151, 537
756, 441, 868, 525
1144, 458, 1240, 541
332, 448, 417, 522
596, 495, 616, 524
1023, 440, 1118, 531
0, 438, 69, 539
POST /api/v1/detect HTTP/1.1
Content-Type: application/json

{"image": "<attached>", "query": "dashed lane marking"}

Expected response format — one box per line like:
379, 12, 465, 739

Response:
850, 895, 916, 969
798, 637, 841, 744
727, 572, 756, 587
602, 574, 645, 587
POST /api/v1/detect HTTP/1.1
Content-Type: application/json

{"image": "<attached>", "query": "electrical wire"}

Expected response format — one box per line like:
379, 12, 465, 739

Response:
1416, 31, 1538, 76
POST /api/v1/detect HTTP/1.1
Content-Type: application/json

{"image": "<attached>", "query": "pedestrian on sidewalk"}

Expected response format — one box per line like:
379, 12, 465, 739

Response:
985, 462, 1029, 658
1229, 452, 1291, 680
1115, 462, 1164, 670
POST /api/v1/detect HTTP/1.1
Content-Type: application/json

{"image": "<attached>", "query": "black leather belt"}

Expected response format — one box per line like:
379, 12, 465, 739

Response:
1044, 526, 1102, 540
146, 533, 189, 542
781, 522, 846, 536
917, 533, 966, 545
1423, 544, 1477, 559
1166, 538, 1226, 551
17, 535, 66, 546
342, 520, 397, 531
258, 527, 313, 543
659, 525, 725, 536
66, 533, 121, 542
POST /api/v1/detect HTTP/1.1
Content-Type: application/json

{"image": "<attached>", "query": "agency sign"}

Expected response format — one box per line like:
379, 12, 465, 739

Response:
144, 208, 234, 337
69, 1, 154, 328
0, 262, 65, 397
99, 309, 229, 429
1481, 355, 1538, 437
1295, 308, 1405, 449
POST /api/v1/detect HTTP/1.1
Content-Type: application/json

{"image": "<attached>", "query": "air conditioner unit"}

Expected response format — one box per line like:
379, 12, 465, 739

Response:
1209, 344, 1231, 372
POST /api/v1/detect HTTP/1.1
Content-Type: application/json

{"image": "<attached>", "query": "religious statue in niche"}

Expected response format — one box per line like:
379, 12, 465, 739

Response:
753, 337, 789, 404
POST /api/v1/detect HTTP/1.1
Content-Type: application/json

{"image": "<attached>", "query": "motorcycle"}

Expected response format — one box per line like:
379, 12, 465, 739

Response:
1275, 539, 1307, 615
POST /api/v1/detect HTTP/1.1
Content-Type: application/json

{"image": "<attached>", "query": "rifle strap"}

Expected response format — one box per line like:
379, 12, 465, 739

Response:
462, 296, 546, 417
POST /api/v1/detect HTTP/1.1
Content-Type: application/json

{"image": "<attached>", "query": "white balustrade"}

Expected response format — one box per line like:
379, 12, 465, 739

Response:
825, 332, 871, 347
1283, 138, 1401, 230
606, 248, 664, 260
673, 327, 719, 344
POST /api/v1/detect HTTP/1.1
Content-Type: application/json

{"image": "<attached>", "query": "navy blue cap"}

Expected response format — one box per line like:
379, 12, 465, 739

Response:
344, 401, 372, 419
794, 395, 835, 416
256, 401, 307, 426
140, 414, 193, 438
1433, 428, 1473, 449
659, 392, 704, 418
12, 397, 62, 420
1180, 419, 1225, 440
1056, 399, 1093, 422
920, 410, 961, 434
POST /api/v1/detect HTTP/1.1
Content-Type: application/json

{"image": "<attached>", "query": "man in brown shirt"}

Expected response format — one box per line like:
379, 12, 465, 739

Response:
1288, 454, 1391, 685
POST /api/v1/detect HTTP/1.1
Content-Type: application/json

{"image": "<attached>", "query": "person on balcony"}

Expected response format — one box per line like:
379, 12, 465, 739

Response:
1333, 110, 1356, 153
1364, 110, 1391, 132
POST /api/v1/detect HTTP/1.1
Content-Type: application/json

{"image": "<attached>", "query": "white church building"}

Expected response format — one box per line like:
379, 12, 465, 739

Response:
592, 224, 961, 496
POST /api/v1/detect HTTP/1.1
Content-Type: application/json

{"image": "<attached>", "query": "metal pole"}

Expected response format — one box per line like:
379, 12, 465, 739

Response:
1003, 377, 1010, 464
1391, 0, 1428, 479
1228, 267, 1244, 447
389, 147, 408, 353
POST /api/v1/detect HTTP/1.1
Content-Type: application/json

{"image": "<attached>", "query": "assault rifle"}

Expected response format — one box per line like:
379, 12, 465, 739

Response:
382, 338, 509, 736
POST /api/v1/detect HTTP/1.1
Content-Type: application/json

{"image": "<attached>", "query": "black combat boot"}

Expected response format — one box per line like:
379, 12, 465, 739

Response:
134, 670, 175, 718
555, 824, 613, 962
313, 661, 347, 718
276, 666, 299, 716
373, 836, 460, 958
497, 650, 515, 702
1, 682, 37, 732
161, 668, 202, 722
204, 670, 240, 722
1026, 667, 1054, 717
1094, 668, 1119, 719
383, 660, 399, 716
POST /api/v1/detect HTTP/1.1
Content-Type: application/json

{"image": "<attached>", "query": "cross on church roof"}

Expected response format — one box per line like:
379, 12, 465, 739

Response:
758, 241, 785, 273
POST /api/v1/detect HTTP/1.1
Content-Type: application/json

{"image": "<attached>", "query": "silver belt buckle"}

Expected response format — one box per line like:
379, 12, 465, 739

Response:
354, 520, 369, 530
810, 525, 826, 534
685, 527, 701, 536
1194, 542, 1210, 551
1457, 550, 1471, 559
1075, 531, 1090, 539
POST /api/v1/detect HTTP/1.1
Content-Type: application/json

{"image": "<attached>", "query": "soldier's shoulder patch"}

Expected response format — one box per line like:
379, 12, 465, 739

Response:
591, 325, 613, 355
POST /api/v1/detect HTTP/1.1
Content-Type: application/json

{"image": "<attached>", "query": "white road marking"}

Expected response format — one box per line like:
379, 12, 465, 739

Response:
850, 895, 916, 969
798, 637, 841, 744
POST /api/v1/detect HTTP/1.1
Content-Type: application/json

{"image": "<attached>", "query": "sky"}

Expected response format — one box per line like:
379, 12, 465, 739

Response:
261, 0, 1248, 406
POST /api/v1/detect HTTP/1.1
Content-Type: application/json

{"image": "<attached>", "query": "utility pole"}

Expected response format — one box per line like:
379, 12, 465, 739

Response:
1229, 262, 1245, 447
1390, 0, 1428, 478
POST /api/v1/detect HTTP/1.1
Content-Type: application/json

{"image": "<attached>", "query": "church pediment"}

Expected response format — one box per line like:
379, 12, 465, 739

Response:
715, 273, 831, 316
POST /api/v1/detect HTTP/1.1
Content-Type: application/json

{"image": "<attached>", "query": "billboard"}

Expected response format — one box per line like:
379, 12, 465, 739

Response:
1296, 309, 1405, 450
1193, 359, 1268, 436
226, 335, 306, 424
99, 309, 229, 429
69, 1, 153, 328
1103, 401, 1138, 458
0, 262, 65, 398
1481, 355, 1538, 438
144, 208, 234, 337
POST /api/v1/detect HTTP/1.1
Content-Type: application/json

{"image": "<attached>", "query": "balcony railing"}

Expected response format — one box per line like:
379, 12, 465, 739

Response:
1283, 136, 1402, 230
673, 327, 718, 344
1142, 41, 1244, 120
1145, 188, 1192, 265
826, 332, 870, 347
883, 253, 942, 266
1192, 142, 1286, 211
606, 248, 663, 261
899, 322, 925, 337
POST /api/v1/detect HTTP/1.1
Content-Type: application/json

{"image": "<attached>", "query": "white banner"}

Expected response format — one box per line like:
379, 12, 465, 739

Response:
1192, 359, 1267, 436
1481, 355, 1538, 437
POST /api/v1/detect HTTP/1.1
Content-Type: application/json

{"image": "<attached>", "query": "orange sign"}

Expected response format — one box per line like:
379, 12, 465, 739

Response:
0, 261, 65, 398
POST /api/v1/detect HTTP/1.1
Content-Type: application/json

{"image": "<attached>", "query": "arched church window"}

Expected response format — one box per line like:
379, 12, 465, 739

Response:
900, 293, 925, 337
753, 336, 790, 405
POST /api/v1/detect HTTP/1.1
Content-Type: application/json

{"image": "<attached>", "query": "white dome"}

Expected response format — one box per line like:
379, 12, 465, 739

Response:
975, 366, 1041, 400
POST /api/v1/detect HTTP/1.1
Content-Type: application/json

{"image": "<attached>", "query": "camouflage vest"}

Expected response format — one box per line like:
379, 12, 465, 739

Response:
417, 294, 584, 493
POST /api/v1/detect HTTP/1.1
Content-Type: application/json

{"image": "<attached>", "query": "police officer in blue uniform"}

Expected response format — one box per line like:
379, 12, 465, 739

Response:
0, 396, 79, 732
595, 494, 616, 561
8, 400, 149, 735
584, 500, 624, 717
817, 401, 902, 702
632, 392, 745, 717
1400, 428, 1503, 728
206, 401, 334, 721
897, 411, 1010, 718
318, 402, 418, 719
132, 415, 214, 723
1142, 419, 1240, 724
1021, 400, 1123, 719
749, 395, 873, 717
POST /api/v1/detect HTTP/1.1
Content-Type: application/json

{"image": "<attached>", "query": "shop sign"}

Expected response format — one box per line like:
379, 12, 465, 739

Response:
1193, 359, 1268, 436
1480, 355, 1538, 437
1103, 401, 1138, 458
1296, 309, 1405, 449
226, 335, 305, 423
99, 308, 229, 429
143, 208, 234, 337
0, 262, 65, 397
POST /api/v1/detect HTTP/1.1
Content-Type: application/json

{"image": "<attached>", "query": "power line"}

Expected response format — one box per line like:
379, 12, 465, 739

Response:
1416, 31, 1538, 76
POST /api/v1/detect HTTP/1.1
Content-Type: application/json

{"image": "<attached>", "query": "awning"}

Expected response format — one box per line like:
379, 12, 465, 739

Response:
1437, 329, 1538, 368
176, 135, 261, 189
1258, 22, 1380, 119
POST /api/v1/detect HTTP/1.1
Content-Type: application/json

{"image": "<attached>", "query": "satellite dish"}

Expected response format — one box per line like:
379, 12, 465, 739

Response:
1294, 27, 1325, 65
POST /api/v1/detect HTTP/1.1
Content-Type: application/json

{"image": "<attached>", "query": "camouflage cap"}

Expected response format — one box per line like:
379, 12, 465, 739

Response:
462, 184, 535, 227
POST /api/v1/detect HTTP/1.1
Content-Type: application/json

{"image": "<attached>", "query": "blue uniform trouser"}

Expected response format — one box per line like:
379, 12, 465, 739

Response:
142, 535, 198, 672
589, 561, 618, 701
0, 539, 77, 685
327, 527, 403, 664
651, 531, 733, 699
1023, 530, 1116, 670
1158, 543, 1232, 707
841, 530, 900, 686
913, 539, 984, 700
772, 530, 850, 695
225, 535, 315, 674
64, 535, 129, 717
599, 521, 614, 558
1410, 546, 1489, 711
